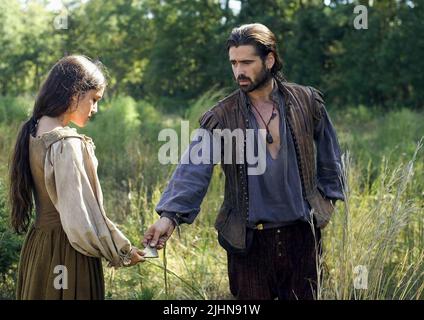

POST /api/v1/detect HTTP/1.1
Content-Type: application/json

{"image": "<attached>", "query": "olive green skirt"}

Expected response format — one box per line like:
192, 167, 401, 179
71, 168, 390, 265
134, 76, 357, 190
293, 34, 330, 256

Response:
16, 224, 104, 300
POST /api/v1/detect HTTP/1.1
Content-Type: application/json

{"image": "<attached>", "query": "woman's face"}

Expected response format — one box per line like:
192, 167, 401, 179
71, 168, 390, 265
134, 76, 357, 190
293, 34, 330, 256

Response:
67, 88, 104, 127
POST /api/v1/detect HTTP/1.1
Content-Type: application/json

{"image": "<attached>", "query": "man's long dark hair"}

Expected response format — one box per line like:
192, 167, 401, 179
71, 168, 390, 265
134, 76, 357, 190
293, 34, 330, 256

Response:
9, 55, 106, 234
226, 23, 286, 82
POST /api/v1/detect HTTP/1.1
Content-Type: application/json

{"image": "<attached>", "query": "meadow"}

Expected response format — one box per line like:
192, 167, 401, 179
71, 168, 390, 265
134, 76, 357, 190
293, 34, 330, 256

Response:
0, 92, 422, 299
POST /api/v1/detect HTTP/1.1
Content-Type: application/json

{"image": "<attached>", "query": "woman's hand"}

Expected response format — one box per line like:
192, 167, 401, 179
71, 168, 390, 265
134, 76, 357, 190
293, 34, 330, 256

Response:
126, 247, 145, 266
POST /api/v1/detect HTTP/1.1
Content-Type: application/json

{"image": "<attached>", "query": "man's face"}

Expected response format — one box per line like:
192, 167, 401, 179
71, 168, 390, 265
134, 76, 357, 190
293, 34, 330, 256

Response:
229, 45, 273, 93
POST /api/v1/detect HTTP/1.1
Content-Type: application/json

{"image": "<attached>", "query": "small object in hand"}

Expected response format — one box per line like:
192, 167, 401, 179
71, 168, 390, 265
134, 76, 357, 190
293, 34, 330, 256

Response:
143, 245, 159, 258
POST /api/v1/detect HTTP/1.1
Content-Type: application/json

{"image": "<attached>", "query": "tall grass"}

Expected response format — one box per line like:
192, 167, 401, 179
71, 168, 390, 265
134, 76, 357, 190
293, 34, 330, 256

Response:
0, 96, 30, 298
104, 143, 423, 300
317, 142, 423, 300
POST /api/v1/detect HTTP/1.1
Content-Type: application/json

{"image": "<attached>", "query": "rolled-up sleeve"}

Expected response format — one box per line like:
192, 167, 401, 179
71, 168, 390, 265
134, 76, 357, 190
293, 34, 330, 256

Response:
313, 95, 345, 202
44, 137, 132, 268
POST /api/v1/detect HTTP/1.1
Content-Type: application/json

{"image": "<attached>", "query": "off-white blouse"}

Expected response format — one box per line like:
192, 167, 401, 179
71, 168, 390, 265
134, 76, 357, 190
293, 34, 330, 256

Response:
34, 127, 132, 268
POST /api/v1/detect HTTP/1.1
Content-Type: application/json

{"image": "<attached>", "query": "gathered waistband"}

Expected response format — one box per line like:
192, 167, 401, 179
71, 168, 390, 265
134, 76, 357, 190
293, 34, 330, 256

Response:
33, 210, 62, 230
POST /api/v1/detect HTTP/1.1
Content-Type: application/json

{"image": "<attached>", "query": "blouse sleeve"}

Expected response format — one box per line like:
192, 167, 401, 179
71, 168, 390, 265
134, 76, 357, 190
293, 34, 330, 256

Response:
44, 136, 132, 268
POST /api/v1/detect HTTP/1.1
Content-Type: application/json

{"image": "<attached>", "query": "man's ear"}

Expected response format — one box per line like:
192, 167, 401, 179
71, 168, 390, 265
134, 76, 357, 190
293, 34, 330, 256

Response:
266, 52, 275, 70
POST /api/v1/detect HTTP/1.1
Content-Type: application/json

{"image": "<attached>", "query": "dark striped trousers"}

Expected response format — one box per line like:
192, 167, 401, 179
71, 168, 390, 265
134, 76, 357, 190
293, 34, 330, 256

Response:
227, 222, 322, 300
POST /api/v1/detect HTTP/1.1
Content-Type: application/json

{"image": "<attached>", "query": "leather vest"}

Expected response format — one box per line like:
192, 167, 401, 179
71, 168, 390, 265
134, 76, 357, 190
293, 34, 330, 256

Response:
199, 78, 334, 252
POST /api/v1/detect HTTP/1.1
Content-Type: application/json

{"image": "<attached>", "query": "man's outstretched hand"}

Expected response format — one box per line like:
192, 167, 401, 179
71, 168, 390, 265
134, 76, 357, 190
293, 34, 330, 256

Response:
142, 216, 176, 250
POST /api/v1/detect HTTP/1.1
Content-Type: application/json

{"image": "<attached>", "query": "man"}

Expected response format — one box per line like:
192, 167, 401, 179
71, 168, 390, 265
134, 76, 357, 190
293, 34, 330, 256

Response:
143, 23, 345, 300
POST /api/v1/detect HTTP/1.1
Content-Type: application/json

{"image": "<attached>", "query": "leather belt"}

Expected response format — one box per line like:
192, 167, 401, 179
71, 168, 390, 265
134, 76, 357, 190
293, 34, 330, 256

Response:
247, 221, 297, 230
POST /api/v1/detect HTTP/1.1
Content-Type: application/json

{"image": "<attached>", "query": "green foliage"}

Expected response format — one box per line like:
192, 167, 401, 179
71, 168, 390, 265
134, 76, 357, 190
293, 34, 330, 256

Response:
324, 2, 424, 108
333, 107, 424, 172
80, 96, 141, 180
0, 96, 32, 125
1, 0, 422, 109
0, 179, 22, 299
78, 96, 173, 222
0, 1, 63, 96
143, 0, 232, 104
185, 87, 228, 130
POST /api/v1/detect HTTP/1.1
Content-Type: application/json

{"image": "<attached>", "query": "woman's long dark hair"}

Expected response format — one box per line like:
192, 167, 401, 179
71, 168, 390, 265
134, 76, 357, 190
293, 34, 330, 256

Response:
9, 55, 106, 234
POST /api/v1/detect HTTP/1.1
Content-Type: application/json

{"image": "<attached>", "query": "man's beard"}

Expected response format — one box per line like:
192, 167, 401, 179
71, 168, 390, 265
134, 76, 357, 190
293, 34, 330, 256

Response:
236, 65, 273, 93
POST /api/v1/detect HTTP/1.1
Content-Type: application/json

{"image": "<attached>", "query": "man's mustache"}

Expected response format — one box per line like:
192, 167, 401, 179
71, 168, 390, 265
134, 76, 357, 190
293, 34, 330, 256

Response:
237, 76, 251, 82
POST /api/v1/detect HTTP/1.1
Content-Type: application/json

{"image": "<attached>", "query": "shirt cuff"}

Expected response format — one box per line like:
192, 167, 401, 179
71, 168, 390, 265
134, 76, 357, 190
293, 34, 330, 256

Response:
160, 212, 179, 227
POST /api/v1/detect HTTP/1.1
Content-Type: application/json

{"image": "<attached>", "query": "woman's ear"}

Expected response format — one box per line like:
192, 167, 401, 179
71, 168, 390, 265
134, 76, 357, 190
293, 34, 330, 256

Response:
67, 95, 79, 113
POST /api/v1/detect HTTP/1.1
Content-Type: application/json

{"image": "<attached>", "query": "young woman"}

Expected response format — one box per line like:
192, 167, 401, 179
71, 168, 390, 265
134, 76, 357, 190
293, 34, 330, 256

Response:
9, 55, 144, 300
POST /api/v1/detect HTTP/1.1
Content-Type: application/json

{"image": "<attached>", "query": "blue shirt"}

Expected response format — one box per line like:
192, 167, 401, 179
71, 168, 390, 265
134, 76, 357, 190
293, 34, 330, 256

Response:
245, 88, 311, 225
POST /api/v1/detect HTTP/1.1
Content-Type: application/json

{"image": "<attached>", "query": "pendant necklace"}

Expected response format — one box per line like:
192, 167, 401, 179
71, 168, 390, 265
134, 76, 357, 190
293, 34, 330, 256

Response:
250, 101, 277, 144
